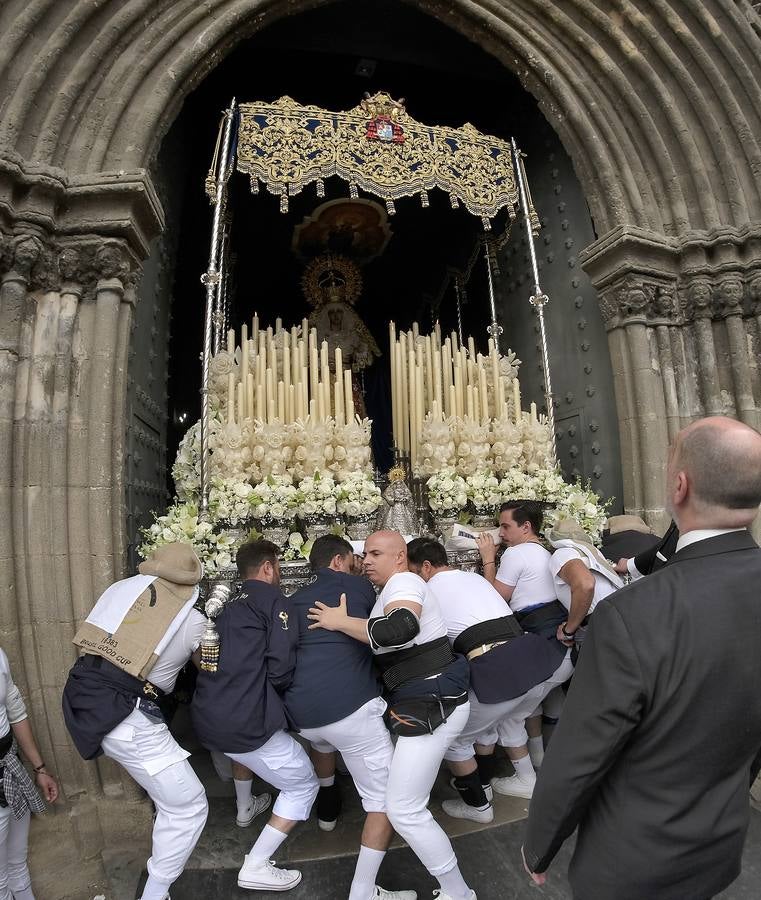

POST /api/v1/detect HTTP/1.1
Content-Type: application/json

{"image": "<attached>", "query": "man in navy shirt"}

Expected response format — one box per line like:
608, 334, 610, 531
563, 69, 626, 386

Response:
192, 540, 318, 893
287, 535, 415, 900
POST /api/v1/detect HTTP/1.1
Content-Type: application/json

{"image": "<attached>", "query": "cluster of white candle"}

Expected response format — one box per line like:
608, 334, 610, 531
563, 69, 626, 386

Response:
224, 314, 355, 426
389, 321, 534, 466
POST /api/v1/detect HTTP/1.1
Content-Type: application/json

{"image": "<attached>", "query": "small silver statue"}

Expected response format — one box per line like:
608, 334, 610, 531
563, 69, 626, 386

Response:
379, 466, 420, 535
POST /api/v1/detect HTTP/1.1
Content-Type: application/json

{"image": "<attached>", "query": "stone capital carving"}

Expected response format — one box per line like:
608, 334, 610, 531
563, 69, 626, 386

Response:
714, 274, 745, 318
749, 273, 761, 316
56, 237, 141, 302
597, 275, 680, 328
681, 278, 714, 322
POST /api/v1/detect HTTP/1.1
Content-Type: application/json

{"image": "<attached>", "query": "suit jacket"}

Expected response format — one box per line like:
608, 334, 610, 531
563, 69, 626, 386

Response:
285, 568, 380, 730
600, 528, 660, 563
191, 579, 296, 753
523, 530, 761, 900
632, 519, 680, 575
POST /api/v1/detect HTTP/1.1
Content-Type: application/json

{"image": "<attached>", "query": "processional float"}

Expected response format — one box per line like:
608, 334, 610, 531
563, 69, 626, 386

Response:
198, 93, 557, 516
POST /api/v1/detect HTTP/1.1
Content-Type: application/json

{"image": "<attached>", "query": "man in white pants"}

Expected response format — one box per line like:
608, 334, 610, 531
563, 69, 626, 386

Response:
287, 534, 415, 900
308, 531, 476, 900
63, 543, 215, 900
192, 540, 319, 892
407, 538, 573, 814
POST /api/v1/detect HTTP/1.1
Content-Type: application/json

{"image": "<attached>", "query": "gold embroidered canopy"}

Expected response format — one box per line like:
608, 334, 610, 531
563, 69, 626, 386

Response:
233, 92, 530, 231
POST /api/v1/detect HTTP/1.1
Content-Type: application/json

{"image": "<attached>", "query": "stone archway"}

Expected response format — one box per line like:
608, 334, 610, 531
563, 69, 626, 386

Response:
1, 2, 760, 895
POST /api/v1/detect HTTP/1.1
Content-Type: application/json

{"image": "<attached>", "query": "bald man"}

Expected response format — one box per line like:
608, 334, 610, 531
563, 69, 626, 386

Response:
309, 531, 476, 900
522, 417, 761, 900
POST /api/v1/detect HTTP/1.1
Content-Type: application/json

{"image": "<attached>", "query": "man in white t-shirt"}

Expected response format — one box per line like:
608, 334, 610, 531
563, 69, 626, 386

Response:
477, 501, 568, 767
408, 538, 572, 812
546, 519, 624, 647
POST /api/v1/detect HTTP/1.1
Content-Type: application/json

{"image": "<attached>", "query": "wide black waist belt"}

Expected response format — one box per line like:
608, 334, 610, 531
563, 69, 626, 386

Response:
515, 600, 567, 634
375, 637, 456, 693
453, 616, 524, 657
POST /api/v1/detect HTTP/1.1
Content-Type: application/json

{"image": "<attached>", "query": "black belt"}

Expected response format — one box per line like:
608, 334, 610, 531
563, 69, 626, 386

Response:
453, 616, 524, 657
515, 600, 567, 632
79, 653, 165, 702
0, 730, 12, 759
375, 637, 456, 693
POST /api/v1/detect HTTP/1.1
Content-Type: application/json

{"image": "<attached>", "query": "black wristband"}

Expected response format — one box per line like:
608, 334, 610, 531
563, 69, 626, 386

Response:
33, 762, 46, 773
561, 626, 576, 640
482, 560, 496, 567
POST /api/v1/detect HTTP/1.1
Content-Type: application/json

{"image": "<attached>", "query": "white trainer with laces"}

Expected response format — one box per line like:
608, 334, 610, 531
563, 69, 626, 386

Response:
236, 791, 272, 827
491, 773, 535, 799
441, 797, 494, 824
373, 887, 418, 899
432, 890, 477, 899
237, 857, 302, 891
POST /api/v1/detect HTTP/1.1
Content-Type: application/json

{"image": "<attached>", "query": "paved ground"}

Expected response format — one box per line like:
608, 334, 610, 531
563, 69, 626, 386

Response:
136, 806, 761, 900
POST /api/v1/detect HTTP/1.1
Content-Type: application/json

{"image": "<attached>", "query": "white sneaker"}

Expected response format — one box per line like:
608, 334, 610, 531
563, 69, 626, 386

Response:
441, 797, 494, 824
491, 773, 535, 799
374, 887, 417, 899
236, 792, 272, 827
237, 857, 302, 891
448, 776, 493, 803
432, 891, 477, 899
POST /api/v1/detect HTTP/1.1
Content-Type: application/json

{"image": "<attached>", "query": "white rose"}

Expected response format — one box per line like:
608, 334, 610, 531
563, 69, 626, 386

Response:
215, 551, 232, 570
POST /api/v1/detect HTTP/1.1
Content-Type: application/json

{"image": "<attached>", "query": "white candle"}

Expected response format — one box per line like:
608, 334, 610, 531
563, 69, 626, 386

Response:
310, 346, 319, 409
252, 313, 259, 347
334, 378, 344, 425
256, 384, 265, 422
241, 324, 249, 410
389, 323, 398, 447
237, 382, 244, 424
296, 382, 305, 421
275, 317, 282, 335
227, 328, 235, 355
479, 365, 489, 421
468, 336, 476, 361
227, 373, 235, 424
278, 381, 286, 421
530, 401, 538, 423
344, 370, 354, 422
513, 379, 521, 422
317, 381, 326, 420
247, 373, 254, 421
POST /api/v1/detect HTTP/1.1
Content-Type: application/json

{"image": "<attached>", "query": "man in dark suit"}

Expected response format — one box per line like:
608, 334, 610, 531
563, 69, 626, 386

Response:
612, 518, 680, 578
522, 415, 761, 900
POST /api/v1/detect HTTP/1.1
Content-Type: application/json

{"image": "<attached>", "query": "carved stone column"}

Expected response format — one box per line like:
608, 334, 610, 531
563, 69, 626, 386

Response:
648, 286, 681, 443
684, 278, 724, 417
716, 274, 758, 430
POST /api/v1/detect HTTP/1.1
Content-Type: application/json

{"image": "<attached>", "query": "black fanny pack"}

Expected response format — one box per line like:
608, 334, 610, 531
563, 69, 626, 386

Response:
453, 616, 524, 656
375, 636, 456, 693
515, 600, 567, 637
384, 692, 468, 738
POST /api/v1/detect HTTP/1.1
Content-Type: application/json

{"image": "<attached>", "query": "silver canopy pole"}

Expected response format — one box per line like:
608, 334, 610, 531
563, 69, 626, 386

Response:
454, 277, 465, 348
200, 98, 237, 515
212, 212, 230, 355
483, 239, 503, 354
511, 138, 558, 465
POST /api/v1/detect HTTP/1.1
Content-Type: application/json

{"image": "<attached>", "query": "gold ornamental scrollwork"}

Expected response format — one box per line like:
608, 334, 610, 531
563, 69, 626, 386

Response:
235, 92, 530, 229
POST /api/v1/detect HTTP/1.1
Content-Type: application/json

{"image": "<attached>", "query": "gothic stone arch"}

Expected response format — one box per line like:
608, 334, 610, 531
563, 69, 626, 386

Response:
1, 1, 761, 895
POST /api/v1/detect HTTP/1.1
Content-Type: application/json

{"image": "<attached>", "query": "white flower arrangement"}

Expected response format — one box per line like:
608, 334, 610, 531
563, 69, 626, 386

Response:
296, 472, 338, 519
139, 501, 236, 576
172, 420, 202, 501
546, 480, 611, 544
251, 474, 299, 523
335, 473, 383, 519
208, 476, 256, 526
465, 469, 502, 512
426, 468, 468, 513
281, 531, 314, 562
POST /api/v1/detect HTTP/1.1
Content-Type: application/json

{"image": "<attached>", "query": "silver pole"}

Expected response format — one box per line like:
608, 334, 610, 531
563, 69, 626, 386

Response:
454, 278, 465, 347
200, 98, 237, 515
482, 240, 502, 354
213, 213, 228, 355
511, 138, 558, 465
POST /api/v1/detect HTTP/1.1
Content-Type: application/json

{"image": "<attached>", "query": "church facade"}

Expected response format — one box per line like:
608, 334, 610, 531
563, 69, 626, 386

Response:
1, 1, 761, 896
